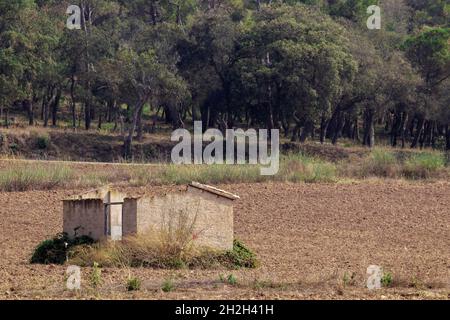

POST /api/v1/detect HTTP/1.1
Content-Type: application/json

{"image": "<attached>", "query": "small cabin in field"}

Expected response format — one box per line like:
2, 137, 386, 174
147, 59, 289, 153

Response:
62, 183, 239, 251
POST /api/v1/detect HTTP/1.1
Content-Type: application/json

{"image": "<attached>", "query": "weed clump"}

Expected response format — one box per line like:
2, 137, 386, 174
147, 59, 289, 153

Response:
381, 272, 393, 287
35, 134, 51, 150
222, 240, 259, 269
90, 262, 102, 288
126, 276, 142, 291
162, 278, 175, 292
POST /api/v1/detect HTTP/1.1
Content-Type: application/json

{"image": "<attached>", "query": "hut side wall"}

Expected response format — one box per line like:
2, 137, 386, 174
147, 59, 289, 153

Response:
135, 190, 234, 251
123, 198, 138, 236
63, 199, 105, 240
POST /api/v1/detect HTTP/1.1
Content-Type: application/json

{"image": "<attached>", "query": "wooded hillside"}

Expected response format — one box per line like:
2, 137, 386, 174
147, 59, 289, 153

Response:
0, 0, 449, 157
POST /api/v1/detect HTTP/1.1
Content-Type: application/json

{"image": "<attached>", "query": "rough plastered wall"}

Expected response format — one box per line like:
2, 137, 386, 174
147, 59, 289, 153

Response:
122, 198, 138, 236
63, 199, 105, 240
135, 189, 234, 251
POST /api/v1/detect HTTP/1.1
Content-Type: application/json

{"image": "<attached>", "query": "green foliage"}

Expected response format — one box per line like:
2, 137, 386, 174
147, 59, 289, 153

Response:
404, 27, 450, 84
407, 0, 450, 27
403, 152, 446, 178
226, 274, 237, 286
90, 262, 102, 288
126, 276, 141, 291
358, 149, 447, 179
224, 240, 259, 269
0, 0, 449, 153
327, 0, 379, 22
30, 233, 94, 265
35, 133, 50, 150
381, 271, 393, 287
161, 278, 175, 292
281, 154, 337, 183
362, 149, 399, 178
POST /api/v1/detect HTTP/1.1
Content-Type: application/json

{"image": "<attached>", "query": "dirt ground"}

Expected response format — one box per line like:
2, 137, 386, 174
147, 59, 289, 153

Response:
0, 181, 449, 300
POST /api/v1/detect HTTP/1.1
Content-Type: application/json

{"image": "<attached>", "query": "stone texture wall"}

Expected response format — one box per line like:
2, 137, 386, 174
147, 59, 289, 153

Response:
135, 189, 234, 251
63, 199, 105, 240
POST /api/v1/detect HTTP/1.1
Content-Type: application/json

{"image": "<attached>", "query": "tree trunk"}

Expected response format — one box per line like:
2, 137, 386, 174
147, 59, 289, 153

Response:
352, 116, 360, 141
411, 117, 425, 149
299, 121, 313, 143
320, 116, 329, 144
390, 112, 400, 147
136, 103, 144, 141
4, 109, 9, 128
332, 112, 345, 145
84, 99, 91, 130
123, 100, 146, 159
400, 112, 408, 149
25, 99, 34, 126
70, 76, 77, 129
82, 2, 92, 131
51, 87, 61, 127
363, 109, 375, 148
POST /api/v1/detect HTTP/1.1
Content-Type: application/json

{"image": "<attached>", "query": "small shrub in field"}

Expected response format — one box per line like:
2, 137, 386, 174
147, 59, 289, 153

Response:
222, 240, 259, 269
126, 277, 141, 291
227, 274, 237, 286
36, 134, 50, 150
162, 278, 175, 292
403, 153, 445, 179
381, 272, 393, 287
90, 262, 102, 288
362, 149, 399, 178
30, 233, 94, 265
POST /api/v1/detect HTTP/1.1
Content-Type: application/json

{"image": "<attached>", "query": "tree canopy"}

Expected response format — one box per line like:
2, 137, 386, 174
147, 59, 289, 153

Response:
0, 0, 449, 154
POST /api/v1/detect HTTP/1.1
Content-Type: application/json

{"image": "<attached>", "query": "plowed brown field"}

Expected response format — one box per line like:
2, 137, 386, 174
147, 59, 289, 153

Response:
0, 181, 449, 300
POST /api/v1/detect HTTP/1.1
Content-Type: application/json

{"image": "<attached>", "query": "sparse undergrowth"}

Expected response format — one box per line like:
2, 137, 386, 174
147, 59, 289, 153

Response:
1, 149, 449, 193
0, 164, 75, 192
340, 148, 448, 180
68, 239, 258, 270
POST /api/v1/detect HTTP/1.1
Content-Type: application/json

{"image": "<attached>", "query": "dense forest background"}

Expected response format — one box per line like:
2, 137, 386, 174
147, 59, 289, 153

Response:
0, 0, 449, 157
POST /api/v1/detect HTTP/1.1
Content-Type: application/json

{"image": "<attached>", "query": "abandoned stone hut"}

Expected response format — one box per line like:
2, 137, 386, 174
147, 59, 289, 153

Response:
63, 182, 239, 251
